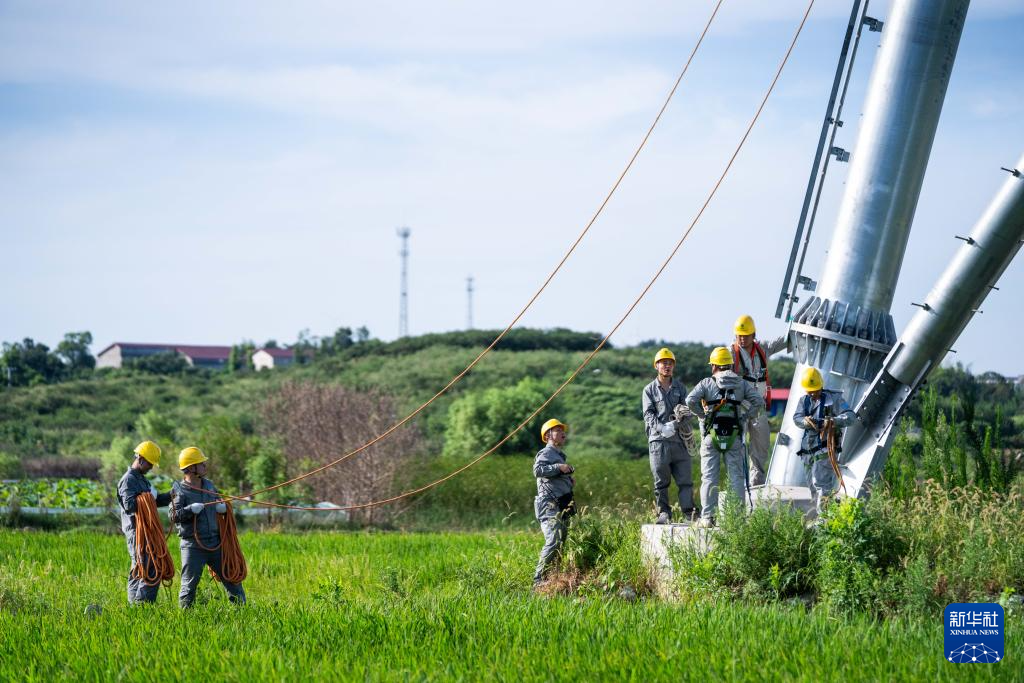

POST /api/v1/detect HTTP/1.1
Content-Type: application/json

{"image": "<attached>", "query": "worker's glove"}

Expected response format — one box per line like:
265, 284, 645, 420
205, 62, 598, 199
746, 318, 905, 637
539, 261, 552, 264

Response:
739, 399, 752, 414
215, 502, 227, 514
149, 484, 158, 498
189, 503, 204, 515
803, 417, 817, 430
659, 421, 676, 438
673, 404, 693, 421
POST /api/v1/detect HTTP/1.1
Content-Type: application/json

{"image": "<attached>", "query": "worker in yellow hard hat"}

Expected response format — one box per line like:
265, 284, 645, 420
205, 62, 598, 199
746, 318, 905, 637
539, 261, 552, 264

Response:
685, 348, 763, 528
116, 440, 173, 604
170, 446, 246, 607
793, 368, 855, 515
642, 347, 697, 524
532, 419, 575, 588
730, 315, 789, 486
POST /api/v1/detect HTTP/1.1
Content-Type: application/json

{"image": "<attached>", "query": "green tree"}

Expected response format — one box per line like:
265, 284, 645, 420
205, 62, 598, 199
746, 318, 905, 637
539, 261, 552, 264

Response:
0, 338, 65, 386
55, 331, 95, 375
125, 351, 188, 374
443, 377, 563, 458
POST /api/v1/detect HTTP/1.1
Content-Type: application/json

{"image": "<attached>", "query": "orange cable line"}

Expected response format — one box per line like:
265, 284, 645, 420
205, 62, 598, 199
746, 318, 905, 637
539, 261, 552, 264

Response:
209, 0, 817, 512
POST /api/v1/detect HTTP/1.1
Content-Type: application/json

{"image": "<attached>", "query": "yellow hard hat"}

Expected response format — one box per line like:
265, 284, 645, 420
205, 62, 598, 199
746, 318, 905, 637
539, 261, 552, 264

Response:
178, 446, 209, 471
134, 441, 162, 466
653, 347, 676, 368
801, 367, 824, 392
709, 346, 734, 367
540, 418, 568, 442
734, 314, 756, 336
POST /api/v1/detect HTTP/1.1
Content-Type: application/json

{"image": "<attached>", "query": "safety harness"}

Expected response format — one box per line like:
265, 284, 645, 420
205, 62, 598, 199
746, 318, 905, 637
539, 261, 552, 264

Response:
732, 342, 772, 409
701, 391, 744, 452
798, 392, 848, 495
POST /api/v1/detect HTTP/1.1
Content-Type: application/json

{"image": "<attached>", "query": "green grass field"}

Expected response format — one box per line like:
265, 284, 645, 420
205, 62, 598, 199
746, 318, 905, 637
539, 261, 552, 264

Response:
1, 529, 1018, 681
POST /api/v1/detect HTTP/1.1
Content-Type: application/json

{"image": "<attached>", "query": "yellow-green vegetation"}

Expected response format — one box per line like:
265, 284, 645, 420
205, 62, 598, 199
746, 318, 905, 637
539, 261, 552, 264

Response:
672, 484, 1024, 620
1, 528, 1019, 682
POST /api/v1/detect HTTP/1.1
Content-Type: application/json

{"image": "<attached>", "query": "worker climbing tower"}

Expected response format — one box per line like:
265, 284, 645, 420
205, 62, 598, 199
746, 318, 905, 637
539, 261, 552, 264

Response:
768, 0, 972, 490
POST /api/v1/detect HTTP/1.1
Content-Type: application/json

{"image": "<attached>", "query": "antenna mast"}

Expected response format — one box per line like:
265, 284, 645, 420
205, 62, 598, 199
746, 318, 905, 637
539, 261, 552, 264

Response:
397, 226, 411, 337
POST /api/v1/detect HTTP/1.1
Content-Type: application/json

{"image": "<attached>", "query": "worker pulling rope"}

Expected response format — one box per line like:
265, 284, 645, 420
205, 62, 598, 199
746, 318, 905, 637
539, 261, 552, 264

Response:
194, 500, 248, 585
795, 367, 855, 516
201, 0, 816, 515
215, 0, 727, 506
131, 492, 175, 588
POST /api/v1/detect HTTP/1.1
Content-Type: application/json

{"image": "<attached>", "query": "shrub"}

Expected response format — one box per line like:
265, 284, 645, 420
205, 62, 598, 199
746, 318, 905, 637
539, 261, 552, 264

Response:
556, 503, 651, 595
99, 435, 135, 484
0, 451, 22, 479
671, 496, 813, 602
812, 498, 905, 615
443, 377, 562, 458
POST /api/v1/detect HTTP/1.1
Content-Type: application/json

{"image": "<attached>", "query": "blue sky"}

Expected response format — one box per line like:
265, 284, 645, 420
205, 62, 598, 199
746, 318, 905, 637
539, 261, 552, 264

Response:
3, 1, 1023, 374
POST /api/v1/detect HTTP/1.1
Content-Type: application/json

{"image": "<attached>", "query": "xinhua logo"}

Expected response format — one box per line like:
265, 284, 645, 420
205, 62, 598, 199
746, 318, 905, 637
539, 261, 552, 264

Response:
944, 603, 1004, 663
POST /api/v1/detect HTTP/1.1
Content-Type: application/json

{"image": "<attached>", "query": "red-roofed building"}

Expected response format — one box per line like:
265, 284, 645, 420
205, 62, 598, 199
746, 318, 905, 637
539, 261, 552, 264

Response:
768, 388, 791, 417
96, 342, 232, 370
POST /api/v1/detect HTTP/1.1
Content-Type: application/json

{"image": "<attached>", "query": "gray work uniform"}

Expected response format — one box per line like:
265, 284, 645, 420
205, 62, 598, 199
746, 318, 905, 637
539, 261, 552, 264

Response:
170, 479, 246, 608
533, 444, 574, 584
642, 378, 695, 517
116, 467, 172, 604
792, 390, 855, 514
733, 335, 787, 486
686, 371, 763, 522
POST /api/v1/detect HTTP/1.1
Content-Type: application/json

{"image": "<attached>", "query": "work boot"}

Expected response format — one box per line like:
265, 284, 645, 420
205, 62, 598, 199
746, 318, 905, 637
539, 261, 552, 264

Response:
681, 508, 699, 522
694, 517, 715, 529
655, 511, 671, 525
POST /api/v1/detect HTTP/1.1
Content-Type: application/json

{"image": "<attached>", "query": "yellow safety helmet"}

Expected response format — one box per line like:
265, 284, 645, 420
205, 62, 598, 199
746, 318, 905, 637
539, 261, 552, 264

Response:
734, 314, 756, 336
178, 446, 209, 471
653, 347, 676, 368
801, 367, 824, 392
708, 346, 734, 367
540, 419, 568, 442
134, 441, 162, 466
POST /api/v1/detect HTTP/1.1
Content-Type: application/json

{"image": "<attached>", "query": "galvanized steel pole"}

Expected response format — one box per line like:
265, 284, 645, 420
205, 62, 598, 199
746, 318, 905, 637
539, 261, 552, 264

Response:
768, 0, 971, 486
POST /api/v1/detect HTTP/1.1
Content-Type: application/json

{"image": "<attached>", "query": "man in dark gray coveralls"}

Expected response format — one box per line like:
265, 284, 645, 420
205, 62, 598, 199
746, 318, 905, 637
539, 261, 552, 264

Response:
533, 418, 575, 588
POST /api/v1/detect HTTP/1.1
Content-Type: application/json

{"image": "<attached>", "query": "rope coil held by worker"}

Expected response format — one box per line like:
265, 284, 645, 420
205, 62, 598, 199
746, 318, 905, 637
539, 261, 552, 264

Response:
821, 419, 848, 497
202, 500, 247, 585
132, 492, 175, 588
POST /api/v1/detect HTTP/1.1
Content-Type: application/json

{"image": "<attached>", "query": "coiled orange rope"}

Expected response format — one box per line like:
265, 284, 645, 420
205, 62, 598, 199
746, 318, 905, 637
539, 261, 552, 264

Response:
132, 492, 175, 588
189, 492, 248, 584
212, 501, 247, 584
822, 420, 848, 496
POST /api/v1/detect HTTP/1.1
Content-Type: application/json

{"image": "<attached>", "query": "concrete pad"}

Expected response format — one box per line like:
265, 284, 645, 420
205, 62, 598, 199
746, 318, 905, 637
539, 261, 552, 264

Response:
640, 486, 818, 595
640, 522, 717, 598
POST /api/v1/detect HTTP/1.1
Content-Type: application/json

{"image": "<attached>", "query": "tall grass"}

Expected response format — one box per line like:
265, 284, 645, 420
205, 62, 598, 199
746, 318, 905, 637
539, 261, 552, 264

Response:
1, 529, 1018, 681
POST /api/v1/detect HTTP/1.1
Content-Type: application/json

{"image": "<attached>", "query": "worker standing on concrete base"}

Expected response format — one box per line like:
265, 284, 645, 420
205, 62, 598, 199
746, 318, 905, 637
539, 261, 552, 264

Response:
686, 347, 762, 528
116, 440, 173, 604
792, 368, 855, 515
170, 447, 246, 608
731, 315, 788, 486
642, 347, 696, 524
533, 419, 575, 588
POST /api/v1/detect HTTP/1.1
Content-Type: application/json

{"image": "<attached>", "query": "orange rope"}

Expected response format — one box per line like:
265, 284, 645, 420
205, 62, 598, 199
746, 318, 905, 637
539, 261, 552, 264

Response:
210, 500, 248, 585
206, 0, 816, 513
822, 420, 848, 496
132, 492, 175, 588
221, 0, 726, 504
